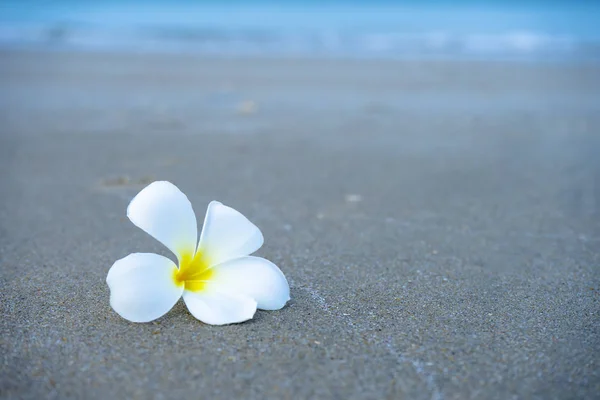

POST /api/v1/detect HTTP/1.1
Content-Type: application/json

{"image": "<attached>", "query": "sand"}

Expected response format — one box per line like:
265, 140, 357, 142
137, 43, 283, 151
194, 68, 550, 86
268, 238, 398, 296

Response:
1, 50, 599, 399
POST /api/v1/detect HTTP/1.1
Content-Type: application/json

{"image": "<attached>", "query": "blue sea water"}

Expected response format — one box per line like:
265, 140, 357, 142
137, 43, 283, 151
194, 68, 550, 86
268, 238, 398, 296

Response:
1, 1, 599, 61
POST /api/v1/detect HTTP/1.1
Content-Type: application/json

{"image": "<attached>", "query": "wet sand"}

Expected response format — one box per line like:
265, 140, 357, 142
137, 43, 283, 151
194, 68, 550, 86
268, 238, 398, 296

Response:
1, 51, 599, 399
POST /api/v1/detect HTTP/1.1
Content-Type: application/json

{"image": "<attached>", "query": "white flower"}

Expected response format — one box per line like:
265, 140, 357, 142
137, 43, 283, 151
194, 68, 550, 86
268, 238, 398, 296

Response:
106, 181, 290, 325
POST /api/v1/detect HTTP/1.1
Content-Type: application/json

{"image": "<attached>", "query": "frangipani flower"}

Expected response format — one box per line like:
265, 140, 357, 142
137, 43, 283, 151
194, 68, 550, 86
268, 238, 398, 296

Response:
106, 181, 290, 325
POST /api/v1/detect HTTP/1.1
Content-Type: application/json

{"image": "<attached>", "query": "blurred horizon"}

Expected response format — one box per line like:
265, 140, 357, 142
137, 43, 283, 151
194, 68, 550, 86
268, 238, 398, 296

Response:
1, 0, 600, 62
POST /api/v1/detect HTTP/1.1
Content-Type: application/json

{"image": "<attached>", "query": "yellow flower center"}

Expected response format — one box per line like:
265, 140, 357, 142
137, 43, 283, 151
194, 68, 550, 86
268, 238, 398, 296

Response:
173, 250, 214, 292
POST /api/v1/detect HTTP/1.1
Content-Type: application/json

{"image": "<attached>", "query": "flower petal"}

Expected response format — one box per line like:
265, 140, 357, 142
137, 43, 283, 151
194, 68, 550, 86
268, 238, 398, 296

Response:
197, 201, 264, 266
209, 256, 290, 310
127, 181, 198, 261
107, 253, 183, 323
182, 289, 257, 325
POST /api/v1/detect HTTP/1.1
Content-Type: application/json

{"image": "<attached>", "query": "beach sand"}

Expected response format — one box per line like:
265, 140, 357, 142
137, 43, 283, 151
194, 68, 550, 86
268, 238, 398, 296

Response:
1, 51, 599, 399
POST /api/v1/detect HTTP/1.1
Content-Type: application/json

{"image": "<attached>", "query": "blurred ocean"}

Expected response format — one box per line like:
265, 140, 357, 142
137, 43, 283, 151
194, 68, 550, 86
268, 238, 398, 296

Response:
1, 1, 599, 62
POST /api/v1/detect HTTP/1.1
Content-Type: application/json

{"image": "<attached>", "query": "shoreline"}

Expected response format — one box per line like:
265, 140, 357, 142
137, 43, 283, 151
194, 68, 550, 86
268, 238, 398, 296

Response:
2, 45, 600, 66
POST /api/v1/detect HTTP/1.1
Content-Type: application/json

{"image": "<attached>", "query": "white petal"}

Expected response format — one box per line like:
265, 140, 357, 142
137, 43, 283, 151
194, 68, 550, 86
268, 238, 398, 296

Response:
182, 290, 257, 325
127, 181, 197, 261
197, 201, 264, 266
107, 253, 183, 323
210, 256, 290, 310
